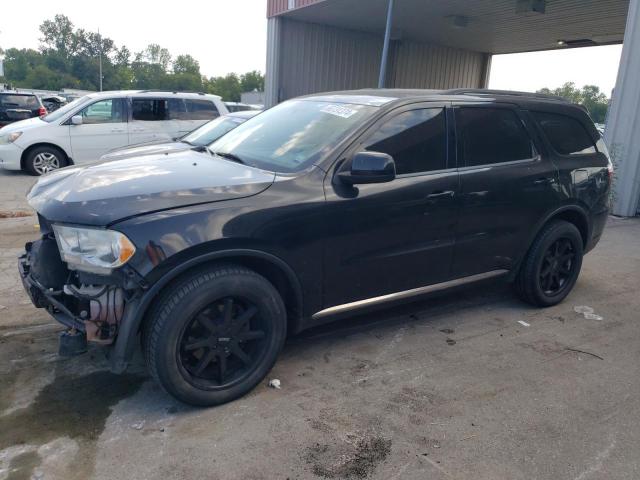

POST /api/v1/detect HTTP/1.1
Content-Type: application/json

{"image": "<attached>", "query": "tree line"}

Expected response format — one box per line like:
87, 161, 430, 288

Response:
537, 82, 610, 124
0, 14, 264, 102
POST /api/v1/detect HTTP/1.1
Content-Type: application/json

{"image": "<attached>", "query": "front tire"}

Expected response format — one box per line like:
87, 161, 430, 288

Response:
515, 220, 584, 307
144, 264, 287, 406
24, 145, 68, 176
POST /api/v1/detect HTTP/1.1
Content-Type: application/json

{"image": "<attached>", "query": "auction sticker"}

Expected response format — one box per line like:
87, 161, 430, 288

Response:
321, 104, 358, 119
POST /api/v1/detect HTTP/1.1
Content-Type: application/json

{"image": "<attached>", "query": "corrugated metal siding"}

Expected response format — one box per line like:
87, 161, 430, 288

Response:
268, 0, 326, 17
278, 19, 382, 100
276, 19, 489, 101
392, 42, 488, 89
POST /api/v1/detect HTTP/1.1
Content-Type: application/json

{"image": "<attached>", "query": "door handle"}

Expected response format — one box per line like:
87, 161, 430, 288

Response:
426, 190, 455, 200
533, 177, 555, 185
110, 129, 126, 133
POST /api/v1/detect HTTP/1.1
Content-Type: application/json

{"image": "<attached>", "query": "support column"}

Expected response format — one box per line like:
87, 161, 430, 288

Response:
378, 0, 395, 88
264, 17, 283, 108
606, 0, 640, 216
480, 53, 493, 88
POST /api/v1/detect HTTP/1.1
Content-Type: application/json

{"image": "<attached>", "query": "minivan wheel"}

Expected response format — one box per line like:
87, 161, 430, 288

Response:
143, 264, 286, 406
515, 220, 584, 307
25, 146, 68, 176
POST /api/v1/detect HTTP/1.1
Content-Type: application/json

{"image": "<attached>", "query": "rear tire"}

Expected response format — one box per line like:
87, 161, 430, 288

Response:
515, 220, 584, 307
24, 145, 68, 176
143, 264, 286, 406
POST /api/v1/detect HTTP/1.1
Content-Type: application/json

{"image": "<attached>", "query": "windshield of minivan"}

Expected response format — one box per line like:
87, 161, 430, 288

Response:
42, 96, 90, 123
209, 100, 377, 173
183, 116, 247, 146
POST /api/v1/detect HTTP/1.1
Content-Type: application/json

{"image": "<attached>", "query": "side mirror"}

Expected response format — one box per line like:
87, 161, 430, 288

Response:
71, 115, 83, 126
338, 151, 396, 185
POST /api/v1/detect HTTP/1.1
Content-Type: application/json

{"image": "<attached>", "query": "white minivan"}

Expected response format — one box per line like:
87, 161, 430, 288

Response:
0, 90, 228, 175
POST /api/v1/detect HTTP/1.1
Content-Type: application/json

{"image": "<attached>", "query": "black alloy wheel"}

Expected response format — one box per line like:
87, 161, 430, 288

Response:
144, 264, 287, 406
515, 220, 584, 307
177, 296, 268, 389
538, 238, 577, 296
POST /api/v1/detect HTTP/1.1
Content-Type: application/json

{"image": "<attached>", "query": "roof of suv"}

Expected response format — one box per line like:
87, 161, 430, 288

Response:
300, 88, 580, 111
81, 90, 222, 100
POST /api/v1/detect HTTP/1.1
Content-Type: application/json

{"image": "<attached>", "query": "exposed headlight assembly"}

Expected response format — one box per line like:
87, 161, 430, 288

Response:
53, 225, 136, 274
0, 132, 23, 144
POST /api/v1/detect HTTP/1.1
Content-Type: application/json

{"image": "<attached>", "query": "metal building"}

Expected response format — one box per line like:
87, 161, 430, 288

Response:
265, 0, 640, 216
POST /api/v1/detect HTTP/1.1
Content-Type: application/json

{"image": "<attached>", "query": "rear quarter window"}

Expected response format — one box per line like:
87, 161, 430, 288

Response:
532, 111, 597, 155
184, 99, 219, 120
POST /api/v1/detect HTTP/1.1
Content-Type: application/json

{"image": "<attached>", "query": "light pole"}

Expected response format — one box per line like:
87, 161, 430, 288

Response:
98, 28, 103, 91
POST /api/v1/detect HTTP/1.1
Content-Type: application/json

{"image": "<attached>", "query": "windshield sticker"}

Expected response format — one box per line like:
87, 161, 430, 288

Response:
321, 104, 358, 119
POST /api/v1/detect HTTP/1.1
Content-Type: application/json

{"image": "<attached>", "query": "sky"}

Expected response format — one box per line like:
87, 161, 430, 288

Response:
0, 0, 269, 78
0, 0, 623, 94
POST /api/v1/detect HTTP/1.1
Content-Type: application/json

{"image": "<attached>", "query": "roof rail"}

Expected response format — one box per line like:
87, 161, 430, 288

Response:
137, 90, 207, 95
445, 88, 570, 103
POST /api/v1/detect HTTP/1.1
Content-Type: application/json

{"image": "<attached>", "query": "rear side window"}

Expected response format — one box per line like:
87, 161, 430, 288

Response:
364, 108, 447, 175
532, 111, 597, 155
455, 107, 533, 167
0, 94, 39, 108
132, 99, 169, 121
184, 99, 219, 120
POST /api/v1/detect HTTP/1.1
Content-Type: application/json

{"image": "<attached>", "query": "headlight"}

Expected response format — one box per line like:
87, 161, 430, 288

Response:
0, 132, 23, 144
53, 225, 136, 274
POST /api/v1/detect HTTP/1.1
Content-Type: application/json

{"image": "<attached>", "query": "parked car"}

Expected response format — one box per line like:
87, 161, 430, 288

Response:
0, 92, 47, 128
224, 101, 257, 113
100, 110, 261, 162
0, 90, 228, 175
19, 89, 611, 406
41, 95, 68, 113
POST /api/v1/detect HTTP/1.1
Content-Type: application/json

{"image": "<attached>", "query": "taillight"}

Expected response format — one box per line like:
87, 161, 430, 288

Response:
38, 107, 47, 116
608, 163, 614, 183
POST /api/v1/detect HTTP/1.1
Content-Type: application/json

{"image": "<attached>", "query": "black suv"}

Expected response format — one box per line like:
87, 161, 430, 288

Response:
19, 89, 611, 406
0, 92, 47, 127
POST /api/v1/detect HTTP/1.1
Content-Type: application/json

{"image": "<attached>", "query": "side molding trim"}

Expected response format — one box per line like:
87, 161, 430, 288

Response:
312, 269, 509, 320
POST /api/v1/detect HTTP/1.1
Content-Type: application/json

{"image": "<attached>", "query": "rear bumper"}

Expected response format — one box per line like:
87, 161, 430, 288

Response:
0, 143, 23, 170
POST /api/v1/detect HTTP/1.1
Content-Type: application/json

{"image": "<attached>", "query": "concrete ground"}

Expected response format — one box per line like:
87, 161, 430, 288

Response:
1, 168, 639, 480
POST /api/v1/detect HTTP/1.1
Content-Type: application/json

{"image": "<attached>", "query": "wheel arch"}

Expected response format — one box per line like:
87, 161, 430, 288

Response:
21, 143, 73, 170
510, 204, 591, 280
110, 249, 304, 373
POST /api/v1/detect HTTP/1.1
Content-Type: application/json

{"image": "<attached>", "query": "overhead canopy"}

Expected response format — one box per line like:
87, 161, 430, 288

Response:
277, 0, 628, 54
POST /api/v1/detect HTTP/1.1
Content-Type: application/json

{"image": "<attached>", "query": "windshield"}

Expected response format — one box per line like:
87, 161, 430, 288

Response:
209, 100, 377, 173
182, 116, 247, 146
42, 96, 91, 123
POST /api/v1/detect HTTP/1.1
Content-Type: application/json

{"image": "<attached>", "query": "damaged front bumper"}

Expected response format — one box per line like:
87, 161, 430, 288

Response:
18, 236, 147, 372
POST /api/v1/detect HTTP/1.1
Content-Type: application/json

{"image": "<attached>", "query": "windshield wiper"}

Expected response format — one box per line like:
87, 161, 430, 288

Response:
211, 150, 246, 165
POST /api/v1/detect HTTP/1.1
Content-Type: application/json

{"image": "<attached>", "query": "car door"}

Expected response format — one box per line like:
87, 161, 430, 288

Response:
322, 103, 459, 308
451, 103, 559, 278
68, 98, 129, 163
129, 97, 176, 145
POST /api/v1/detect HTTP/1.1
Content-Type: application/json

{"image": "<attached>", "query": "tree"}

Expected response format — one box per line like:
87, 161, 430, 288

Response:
538, 82, 610, 123
240, 70, 264, 93
206, 73, 242, 101
2, 14, 263, 95
173, 54, 200, 75
39, 14, 77, 58
136, 44, 171, 71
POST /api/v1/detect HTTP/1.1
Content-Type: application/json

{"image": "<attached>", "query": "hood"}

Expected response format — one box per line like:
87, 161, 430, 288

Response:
0, 116, 45, 134
101, 141, 190, 162
28, 149, 276, 226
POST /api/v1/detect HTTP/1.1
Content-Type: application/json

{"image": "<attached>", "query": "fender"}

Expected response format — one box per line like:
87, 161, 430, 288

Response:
109, 248, 304, 373
508, 203, 591, 280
